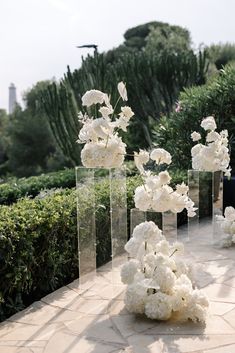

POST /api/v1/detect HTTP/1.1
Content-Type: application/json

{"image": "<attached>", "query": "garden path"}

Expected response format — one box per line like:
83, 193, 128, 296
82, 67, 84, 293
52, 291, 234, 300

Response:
1, 220, 235, 353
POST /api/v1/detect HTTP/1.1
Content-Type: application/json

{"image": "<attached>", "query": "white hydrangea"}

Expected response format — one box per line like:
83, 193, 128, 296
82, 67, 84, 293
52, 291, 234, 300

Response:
121, 260, 139, 284
216, 206, 235, 248
133, 147, 195, 217
134, 185, 152, 211
153, 265, 176, 293
200, 116, 217, 131
191, 117, 231, 174
81, 135, 126, 168
124, 282, 147, 314
145, 292, 173, 320
121, 222, 208, 323
191, 131, 201, 142
82, 89, 106, 107
78, 82, 134, 168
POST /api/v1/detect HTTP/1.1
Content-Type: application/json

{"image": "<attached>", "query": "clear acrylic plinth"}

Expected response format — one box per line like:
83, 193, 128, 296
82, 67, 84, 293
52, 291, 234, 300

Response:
76, 166, 127, 289
188, 170, 223, 244
130, 208, 177, 243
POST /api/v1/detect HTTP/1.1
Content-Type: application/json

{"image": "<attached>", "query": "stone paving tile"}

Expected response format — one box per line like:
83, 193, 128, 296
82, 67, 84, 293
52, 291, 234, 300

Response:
202, 283, 235, 303
204, 343, 235, 353
209, 301, 235, 316
65, 314, 126, 344
144, 315, 235, 335
0, 340, 47, 347
7, 301, 82, 325
223, 307, 235, 329
0, 322, 62, 341
44, 330, 125, 353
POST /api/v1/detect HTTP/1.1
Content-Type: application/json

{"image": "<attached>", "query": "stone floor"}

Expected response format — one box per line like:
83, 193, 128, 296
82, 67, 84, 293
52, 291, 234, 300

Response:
1, 220, 235, 353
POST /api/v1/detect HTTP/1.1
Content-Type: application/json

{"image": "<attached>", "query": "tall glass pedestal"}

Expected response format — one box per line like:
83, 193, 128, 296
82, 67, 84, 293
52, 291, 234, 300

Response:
76, 167, 127, 287
188, 170, 223, 244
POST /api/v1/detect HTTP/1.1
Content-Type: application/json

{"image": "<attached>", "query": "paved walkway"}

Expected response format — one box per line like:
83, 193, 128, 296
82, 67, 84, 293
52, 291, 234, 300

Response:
1, 221, 235, 353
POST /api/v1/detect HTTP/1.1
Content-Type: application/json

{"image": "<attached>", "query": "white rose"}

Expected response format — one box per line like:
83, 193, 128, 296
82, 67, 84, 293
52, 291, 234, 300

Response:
200, 116, 217, 131
191, 131, 201, 142
82, 89, 105, 107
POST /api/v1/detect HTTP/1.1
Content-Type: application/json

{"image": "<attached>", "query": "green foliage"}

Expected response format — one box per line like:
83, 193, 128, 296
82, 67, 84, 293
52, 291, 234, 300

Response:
0, 169, 188, 321
153, 65, 235, 172
41, 49, 208, 161
0, 189, 78, 320
207, 43, 235, 70
145, 24, 191, 54
0, 109, 8, 167
0, 168, 76, 205
4, 81, 69, 178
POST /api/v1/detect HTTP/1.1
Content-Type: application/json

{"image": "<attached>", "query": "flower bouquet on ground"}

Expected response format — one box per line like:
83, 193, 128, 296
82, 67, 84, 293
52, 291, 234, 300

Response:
134, 148, 196, 217
121, 221, 209, 322
77, 82, 134, 168
216, 206, 235, 247
191, 116, 231, 176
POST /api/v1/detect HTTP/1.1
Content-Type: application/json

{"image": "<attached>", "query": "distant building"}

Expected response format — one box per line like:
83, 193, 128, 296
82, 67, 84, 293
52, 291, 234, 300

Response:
9, 83, 17, 114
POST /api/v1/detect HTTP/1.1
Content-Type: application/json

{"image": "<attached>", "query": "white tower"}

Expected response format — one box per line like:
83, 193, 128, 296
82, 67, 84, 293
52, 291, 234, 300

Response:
8, 83, 17, 114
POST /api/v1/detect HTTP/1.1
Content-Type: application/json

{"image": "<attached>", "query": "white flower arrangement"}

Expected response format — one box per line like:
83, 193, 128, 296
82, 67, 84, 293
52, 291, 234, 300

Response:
134, 148, 197, 217
191, 116, 231, 177
77, 82, 134, 168
121, 221, 209, 322
216, 206, 235, 247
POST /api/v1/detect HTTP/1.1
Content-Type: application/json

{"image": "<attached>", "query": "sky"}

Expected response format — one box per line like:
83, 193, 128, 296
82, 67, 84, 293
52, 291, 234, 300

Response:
1, 0, 235, 111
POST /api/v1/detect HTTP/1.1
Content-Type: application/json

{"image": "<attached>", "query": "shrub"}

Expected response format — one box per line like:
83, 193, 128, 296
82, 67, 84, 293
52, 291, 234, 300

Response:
153, 65, 235, 172
0, 171, 188, 321
0, 168, 76, 205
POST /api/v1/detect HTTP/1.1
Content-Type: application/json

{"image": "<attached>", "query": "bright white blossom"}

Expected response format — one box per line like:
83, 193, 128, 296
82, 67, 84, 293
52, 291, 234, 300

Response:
78, 82, 134, 168
122, 222, 208, 322
216, 206, 235, 247
150, 148, 172, 165
191, 117, 231, 174
200, 116, 217, 131
82, 90, 105, 107
117, 81, 128, 101
191, 131, 201, 142
81, 135, 126, 168
134, 149, 196, 217
134, 150, 150, 174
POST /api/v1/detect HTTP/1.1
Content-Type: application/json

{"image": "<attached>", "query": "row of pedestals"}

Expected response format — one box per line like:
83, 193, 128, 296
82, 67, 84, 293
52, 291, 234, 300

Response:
76, 167, 224, 285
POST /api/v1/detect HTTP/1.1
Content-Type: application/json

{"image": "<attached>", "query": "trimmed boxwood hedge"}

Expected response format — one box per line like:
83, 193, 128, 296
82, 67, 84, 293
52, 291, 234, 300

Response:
0, 169, 76, 205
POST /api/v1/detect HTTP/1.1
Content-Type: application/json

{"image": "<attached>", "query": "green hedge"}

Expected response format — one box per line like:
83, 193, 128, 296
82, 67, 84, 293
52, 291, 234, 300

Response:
153, 65, 235, 172
0, 168, 76, 205
0, 172, 188, 321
